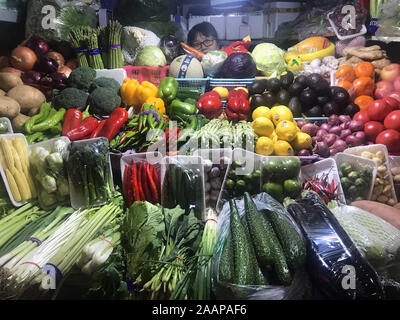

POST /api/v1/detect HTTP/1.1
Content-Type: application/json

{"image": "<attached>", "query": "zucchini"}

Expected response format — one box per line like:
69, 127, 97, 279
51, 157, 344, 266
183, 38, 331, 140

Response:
219, 234, 234, 283
229, 199, 257, 285
176, 88, 202, 101
263, 209, 306, 271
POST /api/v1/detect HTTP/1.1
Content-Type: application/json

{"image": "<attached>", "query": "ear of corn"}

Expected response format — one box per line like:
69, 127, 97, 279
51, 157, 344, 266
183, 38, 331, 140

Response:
5, 168, 21, 202
13, 138, 29, 169
0, 138, 15, 172
13, 170, 32, 201
23, 166, 37, 199
0, 145, 6, 169
10, 144, 23, 173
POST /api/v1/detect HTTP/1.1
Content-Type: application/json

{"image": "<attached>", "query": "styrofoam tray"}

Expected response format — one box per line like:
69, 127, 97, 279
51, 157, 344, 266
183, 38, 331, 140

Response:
66, 137, 114, 210
120, 151, 164, 204
0, 133, 31, 207
162, 155, 206, 220
344, 144, 397, 205
193, 148, 233, 213
327, 11, 367, 41
300, 158, 346, 204
335, 152, 377, 203
0, 117, 13, 134
95, 68, 127, 86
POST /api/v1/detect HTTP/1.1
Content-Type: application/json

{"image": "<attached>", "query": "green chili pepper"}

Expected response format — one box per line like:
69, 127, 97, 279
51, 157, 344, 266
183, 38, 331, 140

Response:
24, 102, 52, 134
31, 108, 66, 133
26, 132, 45, 144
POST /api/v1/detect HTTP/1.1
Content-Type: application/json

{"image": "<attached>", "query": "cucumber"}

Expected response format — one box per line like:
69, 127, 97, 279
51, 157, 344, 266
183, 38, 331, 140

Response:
250, 196, 292, 285
219, 234, 234, 283
263, 209, 306, 271
176, 88, 202, 101
229, 199, 256, 285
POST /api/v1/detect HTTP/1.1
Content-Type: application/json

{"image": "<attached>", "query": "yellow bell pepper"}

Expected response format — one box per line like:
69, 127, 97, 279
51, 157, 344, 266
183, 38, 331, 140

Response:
143, 96, 165, 114
136, 81, 158, 106
120, 78, 140, 106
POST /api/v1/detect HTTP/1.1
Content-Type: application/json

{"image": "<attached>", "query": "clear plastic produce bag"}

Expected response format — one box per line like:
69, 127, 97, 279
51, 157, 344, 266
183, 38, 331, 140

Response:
375, 0, 400, 42
212, 192, 311, 300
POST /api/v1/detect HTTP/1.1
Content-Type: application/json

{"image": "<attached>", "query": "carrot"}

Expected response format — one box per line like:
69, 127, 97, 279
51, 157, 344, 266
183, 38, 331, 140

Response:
180, 42, 204, 61
351, 200, 400, 230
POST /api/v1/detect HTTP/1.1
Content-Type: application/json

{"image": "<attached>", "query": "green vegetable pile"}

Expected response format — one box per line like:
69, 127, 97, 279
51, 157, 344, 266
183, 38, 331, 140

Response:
339, 162, 373, 204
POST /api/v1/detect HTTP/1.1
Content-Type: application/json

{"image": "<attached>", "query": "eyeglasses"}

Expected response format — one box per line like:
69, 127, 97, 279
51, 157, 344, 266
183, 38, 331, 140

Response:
192, 39, 216, 49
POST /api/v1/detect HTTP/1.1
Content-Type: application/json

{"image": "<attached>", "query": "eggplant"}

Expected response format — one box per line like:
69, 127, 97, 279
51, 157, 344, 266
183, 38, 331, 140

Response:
286, 191, 386, 300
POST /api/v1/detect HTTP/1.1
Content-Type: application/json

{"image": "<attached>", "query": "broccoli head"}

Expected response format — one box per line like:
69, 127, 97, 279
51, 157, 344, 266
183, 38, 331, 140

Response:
90, 77, 121, 94
67, 66, 97, 91
52, 88, 89, 111
88, 87, 121, 116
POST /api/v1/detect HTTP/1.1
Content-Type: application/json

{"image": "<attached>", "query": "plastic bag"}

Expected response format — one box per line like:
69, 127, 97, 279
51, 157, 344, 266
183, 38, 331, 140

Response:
286, 191, 386, 300
331, 205, 400, 282
212, 192, 311, 300
201, 51, 228, 78
25, 0, 98, 41
375, 0, 400, 42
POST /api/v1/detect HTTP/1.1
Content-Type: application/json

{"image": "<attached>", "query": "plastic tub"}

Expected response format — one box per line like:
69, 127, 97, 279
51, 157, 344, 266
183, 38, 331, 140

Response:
335, 152, 377, 203
123, 65, 170, 87
66, 138, 114, 210
120, 151, 164, 204
193, 148, 233, 212
344, 144, 397, 205
327, 11, 367, 41
162, 155, 206, 220
29, 136, 71, 210
0, 134, 32, 207
0, 117, 13, 134
300, 158, 346, 204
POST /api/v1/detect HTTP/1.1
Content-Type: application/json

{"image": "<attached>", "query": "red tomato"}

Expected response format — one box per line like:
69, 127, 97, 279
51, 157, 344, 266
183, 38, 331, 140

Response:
367, 99, 393, 121
384, 110, 400, 131
376, 129, 400, 153
364, 121, 385, 142
352, 111, 370, 124
383, 97, 400, 110
389, 92, 400, 104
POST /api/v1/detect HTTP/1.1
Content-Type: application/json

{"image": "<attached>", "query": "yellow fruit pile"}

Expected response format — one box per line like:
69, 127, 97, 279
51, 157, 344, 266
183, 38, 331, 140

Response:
252, 105, 312, 156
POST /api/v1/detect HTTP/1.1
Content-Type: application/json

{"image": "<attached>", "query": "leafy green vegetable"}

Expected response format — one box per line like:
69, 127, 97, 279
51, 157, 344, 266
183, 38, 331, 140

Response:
252, 43, 287, 78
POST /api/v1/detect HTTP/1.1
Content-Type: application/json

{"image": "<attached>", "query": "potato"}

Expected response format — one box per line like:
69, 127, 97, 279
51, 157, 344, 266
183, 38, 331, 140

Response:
0, 89, 5, 96
11, 113, 30, 132
0, 72, 23, 92
28, 106, 41, 116
0, 96, 20, 118
6, 85, 45, 115
392, 167, 400, 176
394, 175, 400, 183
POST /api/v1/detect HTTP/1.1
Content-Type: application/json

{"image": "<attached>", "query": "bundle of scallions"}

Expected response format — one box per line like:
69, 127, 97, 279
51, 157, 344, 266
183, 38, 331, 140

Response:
0, 198, 123, 299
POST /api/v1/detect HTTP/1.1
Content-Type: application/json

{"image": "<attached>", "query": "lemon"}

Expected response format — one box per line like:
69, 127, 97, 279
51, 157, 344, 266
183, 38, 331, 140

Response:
270, 131, 278, 143
274, 140, 295, 156
212, 87, 229, 99
252, 107, 271, 121
291, 132, 312, 150
275, 120, 298, 142
234, 87, 248, 94
255, 136, 274, 156
252, 117, 274, 137
270, 105, 294, 126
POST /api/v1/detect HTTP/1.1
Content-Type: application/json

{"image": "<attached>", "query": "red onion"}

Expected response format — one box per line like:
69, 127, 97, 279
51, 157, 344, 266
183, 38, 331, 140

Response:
298, 149, 311, 156
320, 123, 331, 131
339, 115, 351, 123
301, 123, 318, 136
35, 56, 59, 74
22, 70, 42, 85
297, 119, 308, 129
329, 125, 342, 135
24, 35, 49, 57
332, 139, 347, 152
346, 134, 363, 147
329, 148, 340, 156
324, 133, 338, 147
10, 46, 38, 71
312, 136, 322, 143
328, 114, 340, 126
316, 129, 328, 139
354, 131, 366, 143
348, 120, 364, 132
50, 72, 67, 89
340, 129, 352, 139
313, 141, 330, 158
46, 51, 65, 68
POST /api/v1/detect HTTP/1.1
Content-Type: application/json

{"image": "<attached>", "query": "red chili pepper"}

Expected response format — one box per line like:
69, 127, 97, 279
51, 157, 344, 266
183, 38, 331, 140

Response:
90, 119, 107, 139
62, 109, 82, 136
141, 162, 153, 203
137, 162, 145, 201
131, 160, 140, 202
147, 162, 159, 203
65, 117, 98, 141
98, 107, 129, 141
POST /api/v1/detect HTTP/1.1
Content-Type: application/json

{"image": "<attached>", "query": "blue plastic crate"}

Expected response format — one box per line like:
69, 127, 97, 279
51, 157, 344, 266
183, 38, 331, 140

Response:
175, 78, 209, 94
208, 78, 255, 91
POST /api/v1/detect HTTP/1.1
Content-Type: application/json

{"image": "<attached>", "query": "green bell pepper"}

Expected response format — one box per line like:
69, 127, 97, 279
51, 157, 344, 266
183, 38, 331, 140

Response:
157, 77, 178, 103
168, 99, 197, 122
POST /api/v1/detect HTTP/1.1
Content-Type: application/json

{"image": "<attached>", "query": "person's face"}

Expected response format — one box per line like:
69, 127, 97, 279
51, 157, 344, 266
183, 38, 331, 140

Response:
192, 33, 218, 54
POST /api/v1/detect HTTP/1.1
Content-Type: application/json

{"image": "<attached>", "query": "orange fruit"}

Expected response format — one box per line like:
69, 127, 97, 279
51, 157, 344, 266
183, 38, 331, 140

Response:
335, 65, 356, 82
354, 62, 375, 78
354, 95, 375, 111
337, 80, 353, 91
353, 77, 375, 97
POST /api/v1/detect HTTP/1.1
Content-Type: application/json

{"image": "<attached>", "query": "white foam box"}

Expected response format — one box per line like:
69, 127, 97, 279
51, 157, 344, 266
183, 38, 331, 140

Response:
224, 11, 266, 40
95, 68, 127, 86
264, 2, 303, 38
188, 15, 226, 40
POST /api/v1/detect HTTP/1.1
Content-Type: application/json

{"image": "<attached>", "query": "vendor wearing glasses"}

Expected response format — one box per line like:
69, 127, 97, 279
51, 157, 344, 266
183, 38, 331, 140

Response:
187, 22, 219, 54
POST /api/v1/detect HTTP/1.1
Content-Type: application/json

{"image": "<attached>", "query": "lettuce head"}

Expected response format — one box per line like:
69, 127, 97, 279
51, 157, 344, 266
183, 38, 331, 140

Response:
252, 43, 287, 77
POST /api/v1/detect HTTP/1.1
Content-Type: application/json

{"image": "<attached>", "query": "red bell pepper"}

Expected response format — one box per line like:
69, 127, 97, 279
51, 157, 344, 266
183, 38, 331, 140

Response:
221, 35, 251, 56
90, 119, 107, 139
65, 117, 99, 141
226, 89, 250, 121
98, 107, 129, 141
62, 109, 82, 136
197, 92, 223, 119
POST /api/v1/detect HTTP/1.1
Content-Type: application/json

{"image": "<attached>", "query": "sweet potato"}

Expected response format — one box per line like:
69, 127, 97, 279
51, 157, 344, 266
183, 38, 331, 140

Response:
352, 200, 400, 230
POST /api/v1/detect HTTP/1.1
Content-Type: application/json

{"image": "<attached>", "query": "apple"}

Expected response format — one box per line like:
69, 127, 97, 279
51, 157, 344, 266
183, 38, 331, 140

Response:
374, 80, 394, 99
389, 92, 400, 104
380, 63, 400, 82
383, 96, 400, 110
394, 76, 400, 92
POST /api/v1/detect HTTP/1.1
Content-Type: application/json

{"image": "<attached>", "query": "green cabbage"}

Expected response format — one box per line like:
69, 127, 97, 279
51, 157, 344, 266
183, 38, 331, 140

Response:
201, 51, 227, 77
252, 43, 287, 78
134, 46, 166, 67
